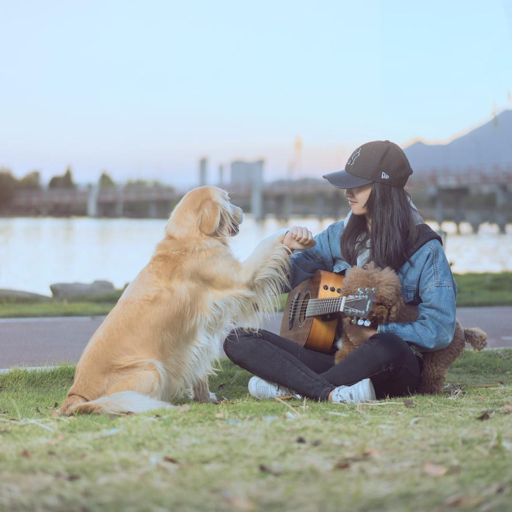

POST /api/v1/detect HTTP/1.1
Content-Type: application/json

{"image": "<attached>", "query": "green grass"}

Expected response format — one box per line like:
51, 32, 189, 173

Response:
454, 272, 512, 307
0, 302, 115, 318
2, 272, 512, 319
1, 351, 511, 511
0, 290, 124, 318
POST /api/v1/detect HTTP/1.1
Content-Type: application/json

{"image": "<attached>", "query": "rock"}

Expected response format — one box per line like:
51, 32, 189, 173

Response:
50, 280, 115, 300
0, 289, 51, 301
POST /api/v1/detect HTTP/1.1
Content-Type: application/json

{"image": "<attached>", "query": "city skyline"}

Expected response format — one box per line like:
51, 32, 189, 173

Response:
1, 1, 511, 187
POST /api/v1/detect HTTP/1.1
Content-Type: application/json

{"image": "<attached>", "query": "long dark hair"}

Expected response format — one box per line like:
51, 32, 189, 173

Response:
340, 182, 419, 272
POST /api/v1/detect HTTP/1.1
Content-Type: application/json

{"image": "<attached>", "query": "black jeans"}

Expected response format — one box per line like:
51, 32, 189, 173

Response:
223, 329, 422, 401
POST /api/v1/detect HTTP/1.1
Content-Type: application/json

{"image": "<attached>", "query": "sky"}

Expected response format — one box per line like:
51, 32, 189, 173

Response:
1, 0, 511, 189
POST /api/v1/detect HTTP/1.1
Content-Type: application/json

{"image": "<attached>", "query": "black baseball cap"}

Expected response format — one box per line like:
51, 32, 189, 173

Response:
323, 140, 413, 189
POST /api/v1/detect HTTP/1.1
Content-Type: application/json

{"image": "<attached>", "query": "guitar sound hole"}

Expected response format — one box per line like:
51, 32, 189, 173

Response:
298, 292, 310, 327
288, 291, 300, 330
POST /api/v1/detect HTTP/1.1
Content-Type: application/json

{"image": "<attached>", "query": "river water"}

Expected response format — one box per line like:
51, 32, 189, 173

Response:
1, 216, 511, 296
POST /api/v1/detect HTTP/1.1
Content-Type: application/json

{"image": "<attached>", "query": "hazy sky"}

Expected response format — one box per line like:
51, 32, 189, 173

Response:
1, 0, 511, 188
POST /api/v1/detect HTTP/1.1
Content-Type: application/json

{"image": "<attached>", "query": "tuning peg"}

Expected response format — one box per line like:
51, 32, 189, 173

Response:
351, 317, 358, 325
371, 287, 376, 292
357, 288, 363, 294
357, 318, 364, 326
364, 319, 371, 327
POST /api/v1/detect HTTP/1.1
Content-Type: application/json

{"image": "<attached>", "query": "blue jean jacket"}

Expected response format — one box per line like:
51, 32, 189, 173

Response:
286, 220, 458, 351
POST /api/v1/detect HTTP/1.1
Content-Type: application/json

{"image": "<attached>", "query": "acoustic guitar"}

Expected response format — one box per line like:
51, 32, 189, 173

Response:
280, 270, 376, 353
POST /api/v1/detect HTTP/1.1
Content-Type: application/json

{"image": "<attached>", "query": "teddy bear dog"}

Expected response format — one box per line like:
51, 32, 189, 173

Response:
334, 263, 488, 394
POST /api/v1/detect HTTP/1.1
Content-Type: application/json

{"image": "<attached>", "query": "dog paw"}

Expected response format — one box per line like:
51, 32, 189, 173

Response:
208, 392, 219, 403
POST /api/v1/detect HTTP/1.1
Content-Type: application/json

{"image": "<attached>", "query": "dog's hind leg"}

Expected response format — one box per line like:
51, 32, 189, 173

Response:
60, 394, 88, 415
62, 361, 173, 415
107, 359, 166, 398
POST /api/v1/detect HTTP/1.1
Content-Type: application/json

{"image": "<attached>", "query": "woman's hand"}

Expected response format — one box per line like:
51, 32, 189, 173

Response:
343, 317, 378, 346
283, 226, 316, 251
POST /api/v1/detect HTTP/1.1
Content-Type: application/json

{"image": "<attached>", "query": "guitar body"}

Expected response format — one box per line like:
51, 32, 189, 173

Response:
280, 270, 346, 353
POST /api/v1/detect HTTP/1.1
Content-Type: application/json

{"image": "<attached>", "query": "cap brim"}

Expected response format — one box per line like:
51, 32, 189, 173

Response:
322, 169, 373, 189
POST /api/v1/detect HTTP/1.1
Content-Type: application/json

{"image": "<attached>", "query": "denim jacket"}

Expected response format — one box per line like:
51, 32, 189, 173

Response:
286, 220, 458, 352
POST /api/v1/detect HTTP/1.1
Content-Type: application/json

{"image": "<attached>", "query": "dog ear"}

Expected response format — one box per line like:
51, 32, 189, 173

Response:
373, 305, 390, 323
198, 198, 221, 235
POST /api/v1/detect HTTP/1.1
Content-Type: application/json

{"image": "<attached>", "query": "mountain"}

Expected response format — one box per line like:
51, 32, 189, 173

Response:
403, 110, 512, 171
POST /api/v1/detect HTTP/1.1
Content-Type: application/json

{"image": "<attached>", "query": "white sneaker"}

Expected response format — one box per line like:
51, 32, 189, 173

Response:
330, 379, 376, 403
248, 376, 302, 400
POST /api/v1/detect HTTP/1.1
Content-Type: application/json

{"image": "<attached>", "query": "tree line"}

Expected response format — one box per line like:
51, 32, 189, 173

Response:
0, 167, 174, 208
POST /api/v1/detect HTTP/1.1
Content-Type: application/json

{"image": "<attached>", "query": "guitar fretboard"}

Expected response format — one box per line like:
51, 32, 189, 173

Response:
304, 297, 364, 318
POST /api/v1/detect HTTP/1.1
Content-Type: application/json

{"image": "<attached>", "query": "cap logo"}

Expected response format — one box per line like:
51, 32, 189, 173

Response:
347, 147, 361, 166
381, 172, 390, 179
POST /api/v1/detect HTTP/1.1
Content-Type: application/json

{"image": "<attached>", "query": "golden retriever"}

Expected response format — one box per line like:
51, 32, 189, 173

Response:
60, 186, 291, 415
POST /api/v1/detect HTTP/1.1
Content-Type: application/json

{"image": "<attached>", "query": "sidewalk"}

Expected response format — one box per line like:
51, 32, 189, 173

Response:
1, 307, 511, 369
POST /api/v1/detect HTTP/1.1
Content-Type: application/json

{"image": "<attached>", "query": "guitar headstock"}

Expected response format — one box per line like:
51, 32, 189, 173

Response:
341, 287, 377, 326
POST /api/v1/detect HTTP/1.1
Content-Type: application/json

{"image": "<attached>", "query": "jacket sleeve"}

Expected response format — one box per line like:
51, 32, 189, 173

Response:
377, 241, 457, 351
283, 222, 341, 292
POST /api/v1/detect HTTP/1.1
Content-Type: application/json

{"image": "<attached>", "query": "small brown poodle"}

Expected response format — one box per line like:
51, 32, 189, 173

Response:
334, 263, 488, 394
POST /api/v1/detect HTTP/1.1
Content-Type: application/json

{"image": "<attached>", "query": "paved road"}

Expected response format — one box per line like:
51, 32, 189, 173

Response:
1, 307, 511, 369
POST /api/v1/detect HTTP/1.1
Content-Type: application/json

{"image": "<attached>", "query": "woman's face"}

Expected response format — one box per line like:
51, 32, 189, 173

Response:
344, 183, 373, 216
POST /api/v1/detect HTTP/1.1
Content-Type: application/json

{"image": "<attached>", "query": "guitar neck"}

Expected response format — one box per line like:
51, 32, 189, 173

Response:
305, 297, 348, 318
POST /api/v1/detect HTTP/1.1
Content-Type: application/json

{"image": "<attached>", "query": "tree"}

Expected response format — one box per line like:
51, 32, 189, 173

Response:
124, 180, 151, 191
98, 172, 115, 189
124, 179, 174, 191
0, 169, 17, 208
49, 166, 76, 189
18, 170, 42, 190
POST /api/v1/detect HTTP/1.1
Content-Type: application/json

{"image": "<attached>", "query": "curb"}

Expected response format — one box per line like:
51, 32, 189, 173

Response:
0, 366, 59, 374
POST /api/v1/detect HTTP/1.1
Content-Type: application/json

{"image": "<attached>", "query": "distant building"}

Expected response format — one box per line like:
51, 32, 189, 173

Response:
230, 159, 265, 220
218, 164, 224, 187
199, 158, 208, 186
230, 160, 264, 190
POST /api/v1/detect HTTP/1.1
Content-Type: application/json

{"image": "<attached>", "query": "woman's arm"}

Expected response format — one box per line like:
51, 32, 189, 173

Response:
377, 241, 457, 351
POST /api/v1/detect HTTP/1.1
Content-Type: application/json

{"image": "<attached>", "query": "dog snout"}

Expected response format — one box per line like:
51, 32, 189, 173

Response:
234, 206, 244, 225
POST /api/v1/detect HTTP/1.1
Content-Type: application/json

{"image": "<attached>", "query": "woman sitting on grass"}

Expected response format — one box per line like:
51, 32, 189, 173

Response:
223, 140, 457, 403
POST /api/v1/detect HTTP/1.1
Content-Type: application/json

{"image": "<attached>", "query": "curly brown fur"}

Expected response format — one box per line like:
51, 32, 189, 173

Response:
334, 264, 488, 394
334, 263, 405, 364
340, 263, 404, 324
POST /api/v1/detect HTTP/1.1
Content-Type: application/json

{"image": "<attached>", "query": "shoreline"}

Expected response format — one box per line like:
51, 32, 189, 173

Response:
3, 271, 512, 313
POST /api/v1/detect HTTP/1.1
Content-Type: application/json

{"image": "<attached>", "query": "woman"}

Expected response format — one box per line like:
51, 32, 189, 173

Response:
223, 140, 457, 403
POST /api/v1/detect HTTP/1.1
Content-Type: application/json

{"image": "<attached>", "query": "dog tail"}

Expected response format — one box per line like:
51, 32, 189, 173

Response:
463, 327, 488, 352
63, 391, 175, 415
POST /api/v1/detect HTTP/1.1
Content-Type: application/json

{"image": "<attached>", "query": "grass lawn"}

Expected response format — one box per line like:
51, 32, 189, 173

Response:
0, 302, 115, 318
454, 272, 512, 307
2, 272, 512, 319
0, 291, 124, 319
1, 350, 511, 511
0, 301, 115, 319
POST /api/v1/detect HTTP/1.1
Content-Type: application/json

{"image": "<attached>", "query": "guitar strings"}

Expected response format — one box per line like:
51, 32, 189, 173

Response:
288, 296, 363, 312
288, 297, 362, 315
288, 297, 367, 318
288, 304, 363, 320
288, 298, 346, 316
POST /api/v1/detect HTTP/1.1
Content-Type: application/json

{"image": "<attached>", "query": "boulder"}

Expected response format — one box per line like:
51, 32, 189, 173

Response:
0, 289, 51, 301
50, 280, 115, 300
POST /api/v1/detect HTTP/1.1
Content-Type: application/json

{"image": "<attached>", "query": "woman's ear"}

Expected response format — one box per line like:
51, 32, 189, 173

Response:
198, 198, 221, 235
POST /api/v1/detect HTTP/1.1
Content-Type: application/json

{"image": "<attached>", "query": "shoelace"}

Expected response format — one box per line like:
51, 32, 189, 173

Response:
333, 387, 354, 403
